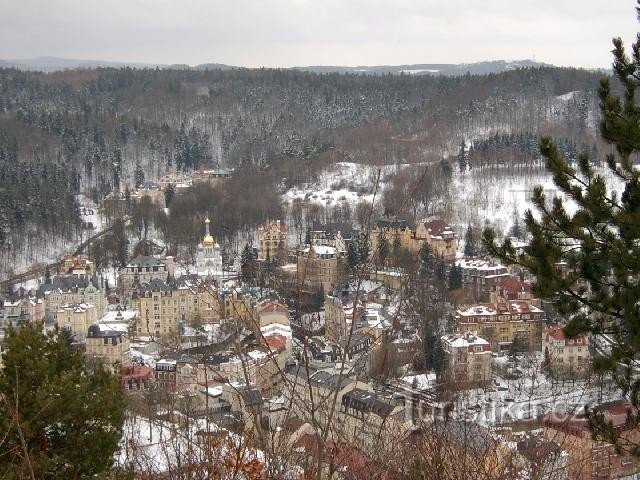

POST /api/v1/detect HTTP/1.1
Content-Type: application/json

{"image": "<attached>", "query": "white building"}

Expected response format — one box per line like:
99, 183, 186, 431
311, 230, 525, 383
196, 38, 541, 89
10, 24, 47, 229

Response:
543, 324, 590, 378
196, 218, 223, 281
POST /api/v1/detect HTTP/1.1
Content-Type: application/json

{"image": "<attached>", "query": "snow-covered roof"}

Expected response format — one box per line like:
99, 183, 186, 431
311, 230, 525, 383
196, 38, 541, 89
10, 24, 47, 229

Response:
402, 373, 437, 390
100, 310, 137, 323
441, 332, 490, 349
201, 386, 223, 397
301, 245, 337, 256
457, 301, 543, 319
97, 322, 129, 334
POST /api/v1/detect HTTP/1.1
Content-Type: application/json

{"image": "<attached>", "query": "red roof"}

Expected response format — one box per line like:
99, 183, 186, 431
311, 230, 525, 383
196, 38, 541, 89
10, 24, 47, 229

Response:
425, 218, 447, 236
544, 324, 587, 342
262, 334, 287, 353
495, 276, 532, 295
545, 324, 568, 341
121, 364, 154, 381
258, 301, 288, 315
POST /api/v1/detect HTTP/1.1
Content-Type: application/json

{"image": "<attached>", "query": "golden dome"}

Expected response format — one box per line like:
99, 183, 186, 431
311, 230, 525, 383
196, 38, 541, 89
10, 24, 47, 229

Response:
203, 217, 215, 246
203, 235, 215, 246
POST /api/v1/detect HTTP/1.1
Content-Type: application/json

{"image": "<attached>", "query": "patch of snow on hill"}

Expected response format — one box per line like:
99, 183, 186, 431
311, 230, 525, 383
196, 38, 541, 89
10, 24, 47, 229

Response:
283, 161, 393, 206
556, 91, 579, 101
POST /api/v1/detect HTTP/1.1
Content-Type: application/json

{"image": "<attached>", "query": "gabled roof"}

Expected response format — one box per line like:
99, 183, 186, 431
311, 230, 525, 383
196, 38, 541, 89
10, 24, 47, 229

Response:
495, 276, 532, 294
259, 220, 286, 233
257, 301, 288, 315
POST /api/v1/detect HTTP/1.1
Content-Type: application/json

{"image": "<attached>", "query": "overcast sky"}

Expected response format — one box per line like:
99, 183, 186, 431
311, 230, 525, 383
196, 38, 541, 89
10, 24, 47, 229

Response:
1, 0, 638, 68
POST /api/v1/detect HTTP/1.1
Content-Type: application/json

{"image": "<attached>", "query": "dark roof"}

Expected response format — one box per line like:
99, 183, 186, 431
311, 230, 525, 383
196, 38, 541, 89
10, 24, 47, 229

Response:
202, 351, 235, 365
311, 222, 358, 239
161, 351, 199, 363
127, 255, 165, 268
87, 324, 122, 338
376, 217, 408, 229
140, 278, 173, 292
342, 388, 395, 417
39, 275, 100, 295
239, 387, 263, 407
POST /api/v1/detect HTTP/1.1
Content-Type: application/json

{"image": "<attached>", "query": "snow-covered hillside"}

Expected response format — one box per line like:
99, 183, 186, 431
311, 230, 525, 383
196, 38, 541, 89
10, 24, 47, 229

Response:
283, 160, 625, 239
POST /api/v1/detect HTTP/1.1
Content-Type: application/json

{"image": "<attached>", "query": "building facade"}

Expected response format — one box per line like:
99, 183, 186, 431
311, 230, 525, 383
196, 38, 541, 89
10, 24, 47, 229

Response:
456, 301, 545, 352
258, 220, 287, 261
543, 324, 590, 378
57, 303, 97, 340
85, 324, 131, 372
441, 332, 492, 385
297, 245, 339, 293
414, 217, 458, 261
118, 255, 174, 293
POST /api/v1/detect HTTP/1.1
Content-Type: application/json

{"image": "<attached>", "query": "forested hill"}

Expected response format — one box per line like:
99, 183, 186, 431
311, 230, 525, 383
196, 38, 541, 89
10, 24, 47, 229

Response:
0, 65, 606, 272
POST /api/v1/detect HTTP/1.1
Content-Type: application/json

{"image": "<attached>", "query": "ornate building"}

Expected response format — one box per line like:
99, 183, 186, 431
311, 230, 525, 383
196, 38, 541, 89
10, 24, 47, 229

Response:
258, 220, 287, 261
196, 218, 223, 280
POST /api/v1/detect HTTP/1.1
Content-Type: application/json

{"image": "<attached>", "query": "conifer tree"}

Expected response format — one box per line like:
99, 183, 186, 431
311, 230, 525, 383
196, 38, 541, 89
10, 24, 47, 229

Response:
0, 323, 125, 478
240, 243, 256, 284
134, 162, 145, 188
464, 224, 476, 257
484, 2, 640, 452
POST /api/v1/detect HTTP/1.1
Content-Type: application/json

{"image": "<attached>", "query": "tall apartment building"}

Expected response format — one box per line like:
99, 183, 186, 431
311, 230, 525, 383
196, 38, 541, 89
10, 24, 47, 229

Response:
57, 303, 97, 341
85, 324, 131, 372
297, 245, 339, 293
40, 275, 107, 321
133, 279, 179, 340
456, 258, 511, 301
456, 301, 545, 352
370, 218, 414, 258
118, 255, 175, 293
133, 277, 220, 339
441, 332, 492, 385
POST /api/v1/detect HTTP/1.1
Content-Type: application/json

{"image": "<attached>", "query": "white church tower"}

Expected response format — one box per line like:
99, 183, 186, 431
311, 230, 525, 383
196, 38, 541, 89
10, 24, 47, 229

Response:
196, 217, 223, 281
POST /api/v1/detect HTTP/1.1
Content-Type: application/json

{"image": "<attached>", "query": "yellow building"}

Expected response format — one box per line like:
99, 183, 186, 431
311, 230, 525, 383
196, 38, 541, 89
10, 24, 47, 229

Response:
369, 218, 414, 260
258, 220, 287, 261
133, 276, 222, 340
57, 303, 97, 340
456, 301, 545, 352
414, 216, 458, 261
85, 324, 131, 372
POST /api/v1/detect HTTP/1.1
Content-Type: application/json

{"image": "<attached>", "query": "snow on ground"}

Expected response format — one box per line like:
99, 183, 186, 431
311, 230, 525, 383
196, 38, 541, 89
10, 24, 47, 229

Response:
556, 91, 579, 101
449, 164, 625, 236
76, 194, 107, 232
283, 159, 625, 242
451, 352, 622, 427
283, 161, 410, 207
